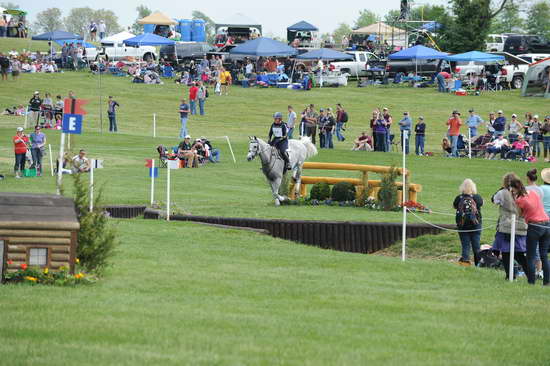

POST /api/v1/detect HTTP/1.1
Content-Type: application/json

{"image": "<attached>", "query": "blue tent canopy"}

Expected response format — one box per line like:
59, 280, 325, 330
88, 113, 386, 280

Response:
54, 39, 96, 48
287, 21, 318, 32
444, 51, 504, 62
388, 45, 448, 60
296, 48, 353, 60
31, 30, 83, 41
230, 37, 298, 57
123, 33, 175, 46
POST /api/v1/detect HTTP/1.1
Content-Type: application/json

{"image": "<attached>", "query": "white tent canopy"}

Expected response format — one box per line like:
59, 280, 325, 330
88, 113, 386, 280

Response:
101, 31, 135, 45
352, 21, 406, 36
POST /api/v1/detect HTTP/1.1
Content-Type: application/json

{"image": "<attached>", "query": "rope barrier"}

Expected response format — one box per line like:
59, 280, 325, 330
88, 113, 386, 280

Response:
406, 208, 496, 233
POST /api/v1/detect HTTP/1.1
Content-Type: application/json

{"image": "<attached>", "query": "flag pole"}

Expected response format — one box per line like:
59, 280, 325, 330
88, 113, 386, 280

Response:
56, 133, 66, 195
166, 165, 171, 221
48, 144, 54, 176
401, 130, 407, 262
151, 159, 155, 205
89, 161, 94, 212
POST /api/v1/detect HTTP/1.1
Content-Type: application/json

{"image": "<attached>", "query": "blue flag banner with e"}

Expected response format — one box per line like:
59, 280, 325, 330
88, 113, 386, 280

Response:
62, 114, 83, 134
149, 167, 159, 178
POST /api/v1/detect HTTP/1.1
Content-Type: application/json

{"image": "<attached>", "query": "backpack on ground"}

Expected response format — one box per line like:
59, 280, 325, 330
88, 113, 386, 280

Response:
456, 195, 480, 229
478, 248, 500, 268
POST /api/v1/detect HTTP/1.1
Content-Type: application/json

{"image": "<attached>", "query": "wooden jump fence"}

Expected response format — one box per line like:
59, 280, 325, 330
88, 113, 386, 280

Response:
290, 162, 422, 202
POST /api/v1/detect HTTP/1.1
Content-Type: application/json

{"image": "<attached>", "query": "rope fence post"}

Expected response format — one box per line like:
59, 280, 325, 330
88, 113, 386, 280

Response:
509, 213, 516, 282
150, 159, 155, 205
166, 165, 171, 221
468, 128, 472, 159
89, 162, 94, 212
48, 144, 54, 176
225, 136, 237, 164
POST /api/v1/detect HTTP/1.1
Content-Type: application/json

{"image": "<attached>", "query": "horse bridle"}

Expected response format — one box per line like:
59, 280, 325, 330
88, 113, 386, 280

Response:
250, 139, 279, 172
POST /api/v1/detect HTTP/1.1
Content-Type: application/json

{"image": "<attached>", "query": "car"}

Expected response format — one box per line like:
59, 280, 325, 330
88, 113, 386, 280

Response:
517, 53, 550, 64
489, 52, 531, 89
85, 43, 157, 62
503, 35, 550, 55
485, 34, 512, 52
329, 51, 380, 77
159, 42, 215, 65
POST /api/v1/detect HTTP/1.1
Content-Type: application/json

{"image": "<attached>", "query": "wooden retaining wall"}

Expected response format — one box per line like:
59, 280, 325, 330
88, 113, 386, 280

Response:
144, 209, 452, 254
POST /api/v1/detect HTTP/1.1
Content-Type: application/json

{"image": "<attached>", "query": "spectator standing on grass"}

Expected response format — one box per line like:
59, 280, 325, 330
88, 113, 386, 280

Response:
0, 16, 6, 38
446, 110, 462, 157
335, 104, 347, 142
98, 20, 106, 40
525, 169, 545, 280
373, 111, 387, 152
324, 108, 336, 149
491, 173, 528, 280
28, 91, 42, 126
30, 126, 46, 176
511, 174, 549, 286
0, 52, 9, 81
107, 96, 120, 132
414, 116, 426, 156
302, 105, 318, 145
287, 105, 296, 139
89, 21, 97, 42
13, 127, 29, 179
494, 110, 506, 137
529, 115, 542, 158
178, 99, 190, 138
398, 111, 412, 154
382, 107, 392, 152
542, 116, 550, 162
318, 109, 327, 148
220, 68, 232, 95
197, 81, 207, 116
189, 82, 198, 115
466, 109, 483, 138
508, 114, 522, 143
453, 179, 483, 266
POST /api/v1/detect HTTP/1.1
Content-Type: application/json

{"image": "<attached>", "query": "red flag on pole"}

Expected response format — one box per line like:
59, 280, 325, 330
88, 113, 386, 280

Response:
63, 98, 89, 115
145, 159, 153, 168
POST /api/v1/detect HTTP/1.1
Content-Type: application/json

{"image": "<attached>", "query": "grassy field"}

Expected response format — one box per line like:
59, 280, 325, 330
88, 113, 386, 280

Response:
2, 219, 550, 365
1, 37, 550, 364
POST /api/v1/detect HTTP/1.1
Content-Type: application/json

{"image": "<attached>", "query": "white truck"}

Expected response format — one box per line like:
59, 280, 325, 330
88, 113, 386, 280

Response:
85, 42, 157, 62
490, 52, 531, 89
329, 51, 381, 77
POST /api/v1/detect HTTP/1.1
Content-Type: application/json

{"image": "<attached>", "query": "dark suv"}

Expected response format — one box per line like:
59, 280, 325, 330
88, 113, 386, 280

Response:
503, 35, 550, 55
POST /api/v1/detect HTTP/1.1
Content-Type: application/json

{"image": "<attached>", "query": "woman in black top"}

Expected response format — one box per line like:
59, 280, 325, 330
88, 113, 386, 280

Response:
453, 179, 484, 266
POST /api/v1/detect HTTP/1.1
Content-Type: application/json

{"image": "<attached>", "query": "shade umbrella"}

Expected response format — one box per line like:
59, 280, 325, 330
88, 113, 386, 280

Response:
388, 45, 448, 76
444, 51, 504, 62
31, 30, 83, 41
230, 37, 298, 57
123, 33, 175, 46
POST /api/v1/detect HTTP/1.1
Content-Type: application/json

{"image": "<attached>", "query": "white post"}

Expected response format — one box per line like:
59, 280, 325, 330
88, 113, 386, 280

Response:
24, 106, 28, 129
166, 165, 171, 221
468, 128, 472, 159
153, 113, 157, 138
225, 136, 237, 164
509, 213, 516, 282
150, 159, 155, 205
56, 133, 66, 195
89, 162, 94, 212
48, 144, 54, 176
401, 130, 408, 262
67, 133, 71, 151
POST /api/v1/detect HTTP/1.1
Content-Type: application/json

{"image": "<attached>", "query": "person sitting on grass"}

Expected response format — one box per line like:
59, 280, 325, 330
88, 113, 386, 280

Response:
177, 135, 198, 168
200, 137, 220, 163
485, 134, 510, 160
442, 137, 452, 156
72, 149, 90, 173
352, 131, 373, 151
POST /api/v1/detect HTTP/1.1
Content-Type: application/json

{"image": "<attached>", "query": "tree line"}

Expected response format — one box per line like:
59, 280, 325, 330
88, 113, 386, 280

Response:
33, 7, 121, 37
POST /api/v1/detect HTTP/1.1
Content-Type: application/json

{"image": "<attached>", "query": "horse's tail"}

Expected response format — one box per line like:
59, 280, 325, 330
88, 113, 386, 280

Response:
299, 136, 318, 159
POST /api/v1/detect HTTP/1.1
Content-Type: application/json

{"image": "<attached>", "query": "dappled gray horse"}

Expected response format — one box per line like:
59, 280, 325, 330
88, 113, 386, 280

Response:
247, 136, 317, 206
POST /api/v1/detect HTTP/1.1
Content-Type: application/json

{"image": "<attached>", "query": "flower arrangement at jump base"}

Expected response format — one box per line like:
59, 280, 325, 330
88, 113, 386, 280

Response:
3, 259, 96, 286
400, 200, 431, 213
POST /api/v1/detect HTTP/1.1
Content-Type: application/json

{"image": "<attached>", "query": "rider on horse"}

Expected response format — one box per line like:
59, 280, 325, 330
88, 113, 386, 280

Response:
268, 112, 290, 170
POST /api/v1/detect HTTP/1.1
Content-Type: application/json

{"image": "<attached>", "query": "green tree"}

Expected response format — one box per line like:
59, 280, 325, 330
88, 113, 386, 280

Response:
33, 8, 64, 33
441, 0, 511, 53
93, 9, 121, 35
354, 9, 379, 29
64, 7, 95, 36
192, 10, 215, 43
490, 2, 524, 34
131, 5, 151, 34
333, 22, 352, 45
525, 1, 550, 39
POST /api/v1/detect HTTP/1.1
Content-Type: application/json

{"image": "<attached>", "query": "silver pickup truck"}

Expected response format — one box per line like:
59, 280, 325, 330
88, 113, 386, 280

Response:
329, 51, 382, 77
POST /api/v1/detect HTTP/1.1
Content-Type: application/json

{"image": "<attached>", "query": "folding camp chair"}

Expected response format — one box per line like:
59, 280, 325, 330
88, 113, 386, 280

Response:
157, 145, 168, 168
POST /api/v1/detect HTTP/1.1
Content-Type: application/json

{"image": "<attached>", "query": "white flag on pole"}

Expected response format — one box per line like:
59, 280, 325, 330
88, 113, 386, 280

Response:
91, 159, 104, 169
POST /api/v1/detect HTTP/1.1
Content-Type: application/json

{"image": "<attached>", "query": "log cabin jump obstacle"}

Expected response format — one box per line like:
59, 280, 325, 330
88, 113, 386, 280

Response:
289, 162, 422, 202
